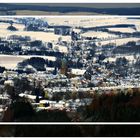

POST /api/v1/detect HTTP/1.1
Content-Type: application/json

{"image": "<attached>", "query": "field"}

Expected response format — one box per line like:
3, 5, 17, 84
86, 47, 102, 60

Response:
44, 17, 140, 28
0, 55, 56, 69
14, 10, 100, 15
0, 17, 140, 68
108, 27, 136, 33
0, 23, 71, 43
81, 31, 118, 38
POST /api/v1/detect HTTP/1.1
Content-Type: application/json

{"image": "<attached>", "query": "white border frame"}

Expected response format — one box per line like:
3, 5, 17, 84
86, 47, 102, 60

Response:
0, 15, 140, 125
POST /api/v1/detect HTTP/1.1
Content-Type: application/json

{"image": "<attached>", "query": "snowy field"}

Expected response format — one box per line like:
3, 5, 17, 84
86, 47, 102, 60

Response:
0, 17, 140, 69
44, 17, 140, 28
96, 37, 140, 46
107, 27, 136, 33
103, 55, 135, 63
81, 31, 118, 39
0, 55, 56, 69
0, 23, 71, 43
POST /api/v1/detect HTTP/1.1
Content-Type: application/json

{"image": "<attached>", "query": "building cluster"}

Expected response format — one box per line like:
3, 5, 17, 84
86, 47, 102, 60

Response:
0, 18, 140, 116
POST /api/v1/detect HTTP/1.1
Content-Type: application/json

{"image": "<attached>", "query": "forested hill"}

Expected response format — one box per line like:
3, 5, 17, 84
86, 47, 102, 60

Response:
1, 3, 140, 15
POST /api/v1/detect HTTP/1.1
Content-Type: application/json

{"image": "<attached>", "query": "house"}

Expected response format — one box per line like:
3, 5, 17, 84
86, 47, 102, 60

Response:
21, 45, 31, 51
54, 26, 71, 36
71, 69, 86, 76
4, 80, 14, 86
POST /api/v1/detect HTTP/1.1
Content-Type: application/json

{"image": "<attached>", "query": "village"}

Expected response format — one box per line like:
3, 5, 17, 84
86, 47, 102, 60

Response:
0, 17, 140, 121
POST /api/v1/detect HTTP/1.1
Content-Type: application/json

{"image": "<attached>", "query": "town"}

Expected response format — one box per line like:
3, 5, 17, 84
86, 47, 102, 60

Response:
0, 17, 140, 122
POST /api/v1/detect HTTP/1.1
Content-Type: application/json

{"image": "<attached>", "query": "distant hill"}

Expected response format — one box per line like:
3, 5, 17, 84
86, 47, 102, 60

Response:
1, 3, 140, 15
